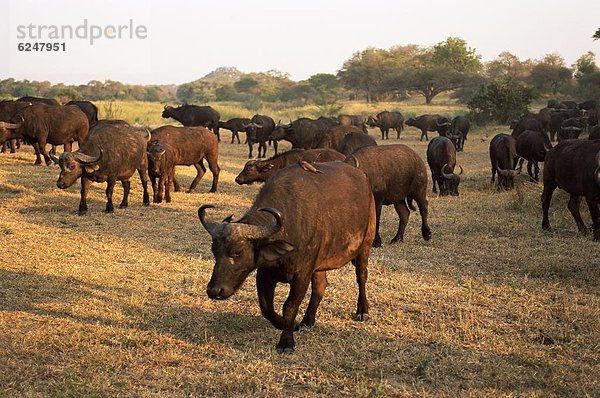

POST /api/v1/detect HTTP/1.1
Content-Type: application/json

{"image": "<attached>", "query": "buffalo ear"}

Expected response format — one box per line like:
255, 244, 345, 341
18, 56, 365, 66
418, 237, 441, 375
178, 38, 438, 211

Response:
84, 164, 100, 173
257, 240, 295, 262
260, 163, 274, 172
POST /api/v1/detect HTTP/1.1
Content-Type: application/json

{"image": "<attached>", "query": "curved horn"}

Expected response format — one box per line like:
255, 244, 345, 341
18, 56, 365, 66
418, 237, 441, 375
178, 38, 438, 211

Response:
72, 148, 102, 164
257, 208, 283, 236
437, 120, 451, 127
49, 151, 60, 164
441, 163, 454, 179
0, 121, 21, 129
497, 166, 515, 177
457, 165, 463, 175
164, 104, 167, 111
562, 126, 582, 131
198, 205, 220, 237
349, 154, 360, 168
142, 128, 151, 141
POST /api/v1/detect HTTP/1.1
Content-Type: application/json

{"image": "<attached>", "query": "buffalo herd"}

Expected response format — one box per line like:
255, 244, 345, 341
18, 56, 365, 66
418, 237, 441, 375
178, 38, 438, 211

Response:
1, 96, 599, 353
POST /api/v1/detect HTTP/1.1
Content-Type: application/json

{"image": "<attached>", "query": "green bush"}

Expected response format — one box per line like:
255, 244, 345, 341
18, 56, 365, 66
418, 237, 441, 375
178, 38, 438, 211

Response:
467, 77, 535, 124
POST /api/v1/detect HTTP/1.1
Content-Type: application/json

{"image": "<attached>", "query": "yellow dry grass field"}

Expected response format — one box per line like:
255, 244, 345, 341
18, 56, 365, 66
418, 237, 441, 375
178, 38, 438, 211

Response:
0, 123, 599, 397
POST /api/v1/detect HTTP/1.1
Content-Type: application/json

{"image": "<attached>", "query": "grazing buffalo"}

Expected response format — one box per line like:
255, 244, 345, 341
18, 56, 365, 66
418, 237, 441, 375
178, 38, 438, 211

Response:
541, 140, 600, 241
218, 117, 251, 144
346, 144, 431, 247
516, 130, 552, 182
316, 125, 363, 149
338, 114, 367, 133
245, 115, 276, 158
0, 100, 31, 153
427, 137, 462, 196
148, 126, 220, 196
52, 124, 150, 215
447, 116, 470, 152
235, 148, 344, 185
405, 114, 443, 141
199, 161, 376, 353
270, 118, 329, 150
336, 132, 377, 156
65, 100, 99, 125
589, 125, 600, 140
162, 104, 221, 141
558, 118, 585, 141
16, 96, 59, 106
3, 104, 89, 165
366, 111, 404, 140
490, 134, 521, 190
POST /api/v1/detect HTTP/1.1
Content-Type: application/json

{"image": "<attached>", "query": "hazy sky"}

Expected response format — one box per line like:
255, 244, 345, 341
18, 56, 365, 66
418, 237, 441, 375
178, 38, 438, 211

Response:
1, 0, 599, 85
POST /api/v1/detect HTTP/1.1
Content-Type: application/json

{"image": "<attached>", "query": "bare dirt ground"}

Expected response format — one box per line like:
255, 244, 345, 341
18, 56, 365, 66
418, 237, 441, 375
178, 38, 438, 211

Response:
0, 125, 598, 397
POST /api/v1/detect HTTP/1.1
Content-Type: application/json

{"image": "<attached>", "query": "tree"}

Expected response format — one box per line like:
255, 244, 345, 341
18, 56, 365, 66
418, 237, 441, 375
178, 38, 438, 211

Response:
486, 52, 533, 80
234, 76, 259, 93
432, 37, 483, 74
528, 54, 572, 95
467, 77, 535, 124
573, 51, 599, 79
593, 28, 600, 40
338, 48, 393, 102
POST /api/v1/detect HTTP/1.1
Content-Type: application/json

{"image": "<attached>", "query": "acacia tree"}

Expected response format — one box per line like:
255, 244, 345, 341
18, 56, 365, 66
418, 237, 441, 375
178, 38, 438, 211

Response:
338, 48, 394, 102
528, 54, 572, 95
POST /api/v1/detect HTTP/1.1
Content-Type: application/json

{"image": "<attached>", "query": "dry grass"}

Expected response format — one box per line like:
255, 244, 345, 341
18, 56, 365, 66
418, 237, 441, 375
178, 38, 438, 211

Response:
0, 122, 599, 397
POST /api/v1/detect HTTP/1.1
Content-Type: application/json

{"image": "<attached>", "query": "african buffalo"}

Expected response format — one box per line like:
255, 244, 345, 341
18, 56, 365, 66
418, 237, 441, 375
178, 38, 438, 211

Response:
366, 111, 404, 140
148, 126, 220, 196
427, 137, 462, 196
162, 104, 220, 141
199, 161, 376, 353
65, 101, 99, 126
541, 140, 600, 240
516, 130, 551, 182
16, 96, 59, 106
235, 148, 344, 185
579, 100, 598, 111
405, 114, 443, 141
346, 144, 431, 247
511, 115, 543, 139
218, 117, 251, 144
558, 118, 585, 141
0, 100, 31, 153
245, 115, 276, 158
336, 132, 378, 156
316, 125, 363, 149
52, 123, 150, 215
490, 133, 521, 190
338, 114, 367, 133
447, 116, 470, 152
270, 118, 329, 150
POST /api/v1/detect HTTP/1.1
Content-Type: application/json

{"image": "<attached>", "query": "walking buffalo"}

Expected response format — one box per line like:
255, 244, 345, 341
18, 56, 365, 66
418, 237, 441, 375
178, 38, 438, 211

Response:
218, 117, 251, 144
199, 161, 376, 353
52, 123, 150, 215
427, 137, 462, 196
490, 134, 521, 190
162, 104, 221, 141
541, 140, 600, 241
405, 114, 444, 141
346, 144, 431, 247
366, 111, 404, 140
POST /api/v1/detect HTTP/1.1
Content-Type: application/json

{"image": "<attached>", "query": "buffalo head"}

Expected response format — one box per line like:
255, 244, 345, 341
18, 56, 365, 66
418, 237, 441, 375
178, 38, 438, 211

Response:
55, 149, 103, 189
235, 160, 274, 185
0, 121, 22, 144
162, 105, 175, 118
441, 164, 463, 196
147, 142, 168, 175
269, 121, 292, 141
199, 205, 294, 300
366, 116, 379, 127
496, 163, 522, 190
243, 122, 264, 141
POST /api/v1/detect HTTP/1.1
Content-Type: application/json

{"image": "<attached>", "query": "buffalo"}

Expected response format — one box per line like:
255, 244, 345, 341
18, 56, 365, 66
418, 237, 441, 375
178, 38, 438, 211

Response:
511, 115, 543, 139
558, 118, 585, 141
16, 96, 58, 106
245, 115, 276, 158
162, 104, 221, 141
346, 144, 431, 247
0, 100, 31, 153
405, 114, 444, 141
235, 148, 344, 185
447, 116, 470, 152
435, 116, 452, 137
316, 125, 363, 149
589, 125, 600, 140
65, 100, 99, 126
148, 126, 220, 196
516, 130, 551, 182
548, 109, 582, 141
270, 118, 329, 150
366, 111, 404, 140
579, 100, 598, 111
199, 161, 376, 353
218, 117, 251, 144
490, 134, 521, 190
426, 137, 462, 196
338, 114, 367, 133
52, 123, 150, 215
541, 140, 600, 241
336, 132, 377, 156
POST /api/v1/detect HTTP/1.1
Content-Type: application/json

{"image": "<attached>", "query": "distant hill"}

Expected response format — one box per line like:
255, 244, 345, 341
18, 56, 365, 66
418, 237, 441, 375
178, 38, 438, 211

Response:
200, 67, 243, 85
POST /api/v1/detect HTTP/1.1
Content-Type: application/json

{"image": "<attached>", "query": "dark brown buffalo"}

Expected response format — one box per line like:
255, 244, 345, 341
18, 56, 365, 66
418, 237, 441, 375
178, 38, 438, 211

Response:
589, 125, 600, 140
346, 144, 431, 247
426, 137, 462, 196
366, 111, 405, 140
435, 116, 452, 137
16, 96, 59, 106
337, 132, 377, 156
52, 124, 150, 215
549, 108, 583, 141
270, 118, 329, 150
405, 114, 443, 141
316, 125, 363, 149
558, 118, 585, 141
245, 115, 276, 158
148, 126, 220, 195
218, 117, 251, 144
541, 140, 600, 241
199, 161, 376, 353
490, 133, 521, 190
162, 104, 221, 141
338, 114, 367, 133
511, 115, 543, 139
235, 148, 344, 185
0, 100, 31, 153
65, 100, 99, 125
447, 116, 470, 152
516, 130, 552, 182
2, 104, 89, 165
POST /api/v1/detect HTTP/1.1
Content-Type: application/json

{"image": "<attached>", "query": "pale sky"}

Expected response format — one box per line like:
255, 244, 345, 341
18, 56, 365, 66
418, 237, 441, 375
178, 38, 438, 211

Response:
1, 0, 599, 85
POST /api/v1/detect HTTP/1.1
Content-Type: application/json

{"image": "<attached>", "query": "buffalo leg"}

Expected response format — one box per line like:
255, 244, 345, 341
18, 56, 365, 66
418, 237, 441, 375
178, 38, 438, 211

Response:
585, 197, 600, 241
151, 176, 159, 203
31, 142, 43, 165
231, 130, 236, 144
352, 246, 370, 321
104, 177, 116, 213
37, 139, 52, 166
432, 173, 438, 194
206, 153, 220, 193
527, 161, 534, 182
396, 128, 401, 139
373, 199, 384, 248
390, 202, 410, 244
256, 268, 287, 330
533, 162, 540, 182
414, 195, 432, 241
156, 174, 166, 203
165, 171, 174, 203
300, 271, 327, 328
78, 177, 93, 215
173, 175, 181, 192
541, 181, 557, 232
247, 141, 254, 158
138, 165, 150, 206
273, 140, 278, 156
188, 161, 207, 192
568, 195, 588, 234
119, 180, 130, 208
0, 142, 5, 153
277, 275, 311, 354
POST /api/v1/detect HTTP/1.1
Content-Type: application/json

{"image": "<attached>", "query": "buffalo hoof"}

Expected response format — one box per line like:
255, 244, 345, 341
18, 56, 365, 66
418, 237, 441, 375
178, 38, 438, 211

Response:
78, 209, 88, 216
276, 347, 294, 354
354, 312, 369, 322
390, 237, 403, 244
372, 236, 382, 248
209, 189, 217, 193
300, 318, 315, 328
174, 187, 182, 193
119, 203, 128, 209
156, 197, 163, 204
422, 228, 432, 241
542, 223, 552, 232
165, 197, 171, 203
104, 207, 114, 214
186, 189, 194, 194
